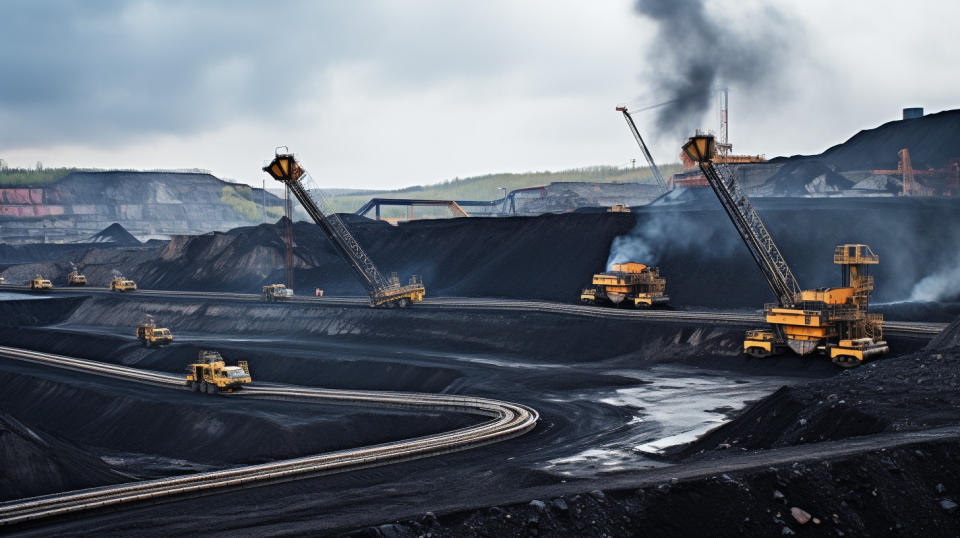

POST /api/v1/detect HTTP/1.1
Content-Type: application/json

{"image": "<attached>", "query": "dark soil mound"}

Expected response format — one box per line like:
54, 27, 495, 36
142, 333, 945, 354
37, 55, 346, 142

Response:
759, 160, 854, 195
353, 441, 960, 537
86, 222, 141, 246
817, 109, 960, 171
670, 315, 960, 456
6, 197, 960, 307
770, 109, 960, 171
0, 411, 127, 501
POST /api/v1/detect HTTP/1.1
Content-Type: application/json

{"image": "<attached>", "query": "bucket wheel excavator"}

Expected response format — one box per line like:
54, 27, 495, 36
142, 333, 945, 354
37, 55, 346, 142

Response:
682, 134, 887, 367
263, 149, 425, 308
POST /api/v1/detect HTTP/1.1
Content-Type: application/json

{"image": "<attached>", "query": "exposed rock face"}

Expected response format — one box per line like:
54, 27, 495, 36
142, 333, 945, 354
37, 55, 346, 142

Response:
0, 171, 284, 243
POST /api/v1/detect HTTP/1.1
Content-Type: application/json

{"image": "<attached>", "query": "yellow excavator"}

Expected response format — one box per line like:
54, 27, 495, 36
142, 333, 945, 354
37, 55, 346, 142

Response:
683, 134, 887, 368
263, 150, 425, 307
185, 351, 251, 394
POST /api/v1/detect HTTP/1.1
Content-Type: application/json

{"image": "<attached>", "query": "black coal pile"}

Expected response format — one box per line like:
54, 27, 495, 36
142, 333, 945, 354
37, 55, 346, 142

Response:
353, 441, 960, 537
668, 315, 960, 455
770, 109, 960, 171
8, 196, 958, 307
756, 160, 855, 196
0, 411, 128, 501
84, 222, 142, 246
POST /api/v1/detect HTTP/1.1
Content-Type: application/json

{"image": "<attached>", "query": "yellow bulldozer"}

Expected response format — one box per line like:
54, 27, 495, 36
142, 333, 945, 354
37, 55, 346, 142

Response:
30, 275, 53, 290
110, 275, 137, 292
185, 351, 251, 394
136, 317, 173, 347
580, 262, 669, 308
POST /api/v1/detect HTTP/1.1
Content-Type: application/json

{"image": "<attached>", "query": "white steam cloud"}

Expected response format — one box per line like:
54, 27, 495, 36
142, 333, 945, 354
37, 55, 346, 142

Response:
606, 211, 740, 270
909, 253, 960, 302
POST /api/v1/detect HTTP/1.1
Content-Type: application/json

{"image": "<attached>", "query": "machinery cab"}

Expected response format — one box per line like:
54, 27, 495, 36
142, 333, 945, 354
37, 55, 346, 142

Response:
262, 283, 293, 301
110, 276, 137, 292
185, 351, 252, 394
30, 275, 53, 290
67, 271, 87, 286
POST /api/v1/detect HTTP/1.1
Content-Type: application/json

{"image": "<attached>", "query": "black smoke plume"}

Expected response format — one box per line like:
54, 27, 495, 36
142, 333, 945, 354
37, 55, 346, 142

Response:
633, 0, 793, 137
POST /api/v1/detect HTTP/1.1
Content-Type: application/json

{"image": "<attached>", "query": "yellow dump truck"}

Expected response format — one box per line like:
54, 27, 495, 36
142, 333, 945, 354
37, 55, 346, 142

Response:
262, 283, 293, 301
580, 262, 668, 308
67, 271, 87, 286
185, 351, 251, 394
110, 276, 137, 292
136, 319, 173, 347
30, 275, 53, 290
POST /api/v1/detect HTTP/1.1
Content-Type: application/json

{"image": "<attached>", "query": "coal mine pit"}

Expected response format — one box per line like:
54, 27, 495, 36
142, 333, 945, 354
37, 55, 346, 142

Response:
0, 288, 946, 536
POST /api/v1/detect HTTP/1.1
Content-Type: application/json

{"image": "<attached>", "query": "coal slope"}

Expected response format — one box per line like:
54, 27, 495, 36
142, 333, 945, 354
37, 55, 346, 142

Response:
771, 109, 960, 171
30, 196, 958, 308
0, 411, 129, 502
667, 315, 960, 457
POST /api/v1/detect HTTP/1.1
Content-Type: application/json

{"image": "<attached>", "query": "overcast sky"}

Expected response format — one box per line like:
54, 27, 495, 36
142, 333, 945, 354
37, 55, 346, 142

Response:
0, 0, 956, 190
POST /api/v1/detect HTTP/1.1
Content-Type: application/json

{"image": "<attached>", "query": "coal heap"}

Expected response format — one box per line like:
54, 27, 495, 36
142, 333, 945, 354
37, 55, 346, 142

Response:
0, 411, 126, 501
85, 222, 142, 246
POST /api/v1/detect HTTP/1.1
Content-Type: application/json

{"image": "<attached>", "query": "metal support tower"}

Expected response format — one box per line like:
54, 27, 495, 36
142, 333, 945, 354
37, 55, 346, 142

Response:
283, 187, 295, 290
682, 134, 801, 307
263, 150, 424, 308
616, 106, 669, 192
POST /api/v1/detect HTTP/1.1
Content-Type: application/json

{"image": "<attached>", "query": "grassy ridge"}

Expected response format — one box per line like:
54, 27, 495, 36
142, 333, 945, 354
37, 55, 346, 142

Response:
0, 168, 78, 187
324, 163, 682, 213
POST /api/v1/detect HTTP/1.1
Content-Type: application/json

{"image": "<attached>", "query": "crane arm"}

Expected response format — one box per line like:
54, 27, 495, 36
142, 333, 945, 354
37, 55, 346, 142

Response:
263, 153, 386, 294
617, 106, 668, 192
681, 135, 801, 306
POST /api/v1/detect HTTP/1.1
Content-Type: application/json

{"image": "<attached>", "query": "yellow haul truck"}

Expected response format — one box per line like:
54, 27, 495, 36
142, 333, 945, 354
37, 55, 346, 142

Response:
136, 318, 173, 347
185, 351, 251, 394
66, 271, 87, 286
110, 275, 137, 292
30, 275, 53, 290
262, 283, 293, 302
580, 262, 669, 308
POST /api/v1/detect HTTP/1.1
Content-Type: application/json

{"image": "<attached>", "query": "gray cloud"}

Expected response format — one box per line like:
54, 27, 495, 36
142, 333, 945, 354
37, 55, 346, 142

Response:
0, 1, 528, 148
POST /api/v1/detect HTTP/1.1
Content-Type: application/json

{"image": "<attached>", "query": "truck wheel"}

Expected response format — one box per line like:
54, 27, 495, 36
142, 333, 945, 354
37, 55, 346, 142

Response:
832, 355, 860, 368
207, 383, 217, 394
200, 381, 208, 393
191, 381, 199, 392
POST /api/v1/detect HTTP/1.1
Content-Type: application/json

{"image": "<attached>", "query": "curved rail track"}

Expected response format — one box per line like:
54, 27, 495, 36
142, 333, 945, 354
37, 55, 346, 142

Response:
0, 346, 538, 527
1, 285, 947, 337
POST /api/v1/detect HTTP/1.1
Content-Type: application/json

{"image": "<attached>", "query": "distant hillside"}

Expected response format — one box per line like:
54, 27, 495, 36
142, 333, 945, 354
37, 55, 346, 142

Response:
0, 171, 285, 243
322, 164, 683, 213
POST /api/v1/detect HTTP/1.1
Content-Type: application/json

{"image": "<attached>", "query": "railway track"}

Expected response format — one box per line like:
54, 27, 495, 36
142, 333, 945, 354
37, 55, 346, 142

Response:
0, 346, 538, 527
2, 285, 947, 337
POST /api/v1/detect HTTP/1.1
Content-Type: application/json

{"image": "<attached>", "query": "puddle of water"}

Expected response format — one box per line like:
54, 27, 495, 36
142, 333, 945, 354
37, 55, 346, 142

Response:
542, 364, 797, 477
